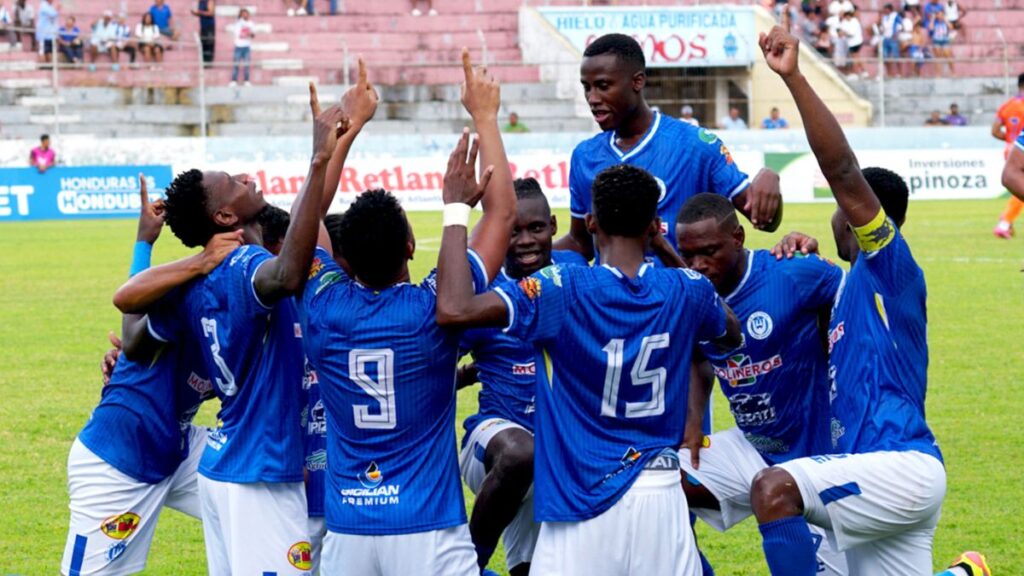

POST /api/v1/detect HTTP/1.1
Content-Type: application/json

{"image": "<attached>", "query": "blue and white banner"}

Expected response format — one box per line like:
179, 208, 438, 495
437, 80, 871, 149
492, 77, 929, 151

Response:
536, 6, 756, 68
0, 165, 173, 222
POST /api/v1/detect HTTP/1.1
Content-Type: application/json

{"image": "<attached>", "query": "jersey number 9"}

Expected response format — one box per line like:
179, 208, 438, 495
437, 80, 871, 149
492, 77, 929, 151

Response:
350, 349, 397, 430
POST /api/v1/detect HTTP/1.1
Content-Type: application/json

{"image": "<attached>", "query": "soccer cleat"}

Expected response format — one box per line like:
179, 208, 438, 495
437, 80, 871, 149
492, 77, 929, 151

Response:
949, 551, 992, 576
993, 223, 1014, 239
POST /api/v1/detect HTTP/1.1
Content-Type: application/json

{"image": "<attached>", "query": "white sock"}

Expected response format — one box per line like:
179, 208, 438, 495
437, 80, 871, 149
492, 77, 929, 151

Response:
997, 220, 1011, 231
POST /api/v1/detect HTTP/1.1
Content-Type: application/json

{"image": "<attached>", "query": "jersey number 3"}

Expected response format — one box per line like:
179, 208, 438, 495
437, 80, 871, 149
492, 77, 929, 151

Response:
350, 349, 397, 430
601, 333, 669, 419
201, 317, 238, 396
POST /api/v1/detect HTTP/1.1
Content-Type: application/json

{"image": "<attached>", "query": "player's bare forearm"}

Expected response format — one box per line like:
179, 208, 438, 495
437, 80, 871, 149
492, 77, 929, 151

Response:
324, 58, 378, 216
456, 361, 479, 390
120, 314, 161, 362
436, 225, 509, 328
710, 304, 743, 352
734, 169, 783, 231
651, 234, 684, 268
554, 216, 594, 261
113, 253, 208, 313
1002, 147, 1024, 201
322, 129, 358, 216
686, 357, 714, 428
991, 120, 1005, 142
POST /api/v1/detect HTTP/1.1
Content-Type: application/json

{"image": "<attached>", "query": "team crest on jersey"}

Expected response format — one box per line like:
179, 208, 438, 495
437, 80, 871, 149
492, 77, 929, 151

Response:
719, 143, 734, 165
358, 462, 384, 488
305, 449, 327, 472
697, 128, 719, 145
746, 312, 774, 340
518, 277, 542, 300
100, 512, 140, 540
107, 541, 127, 561
287, 541, 313, 570
539, 265, 563, 287
715, 354, 783, 387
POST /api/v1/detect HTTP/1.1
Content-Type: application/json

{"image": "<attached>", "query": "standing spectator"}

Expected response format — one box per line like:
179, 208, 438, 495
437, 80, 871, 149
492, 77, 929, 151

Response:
34, 0, 57, 63
828, 0, 852, 17
719, 106, 749, 130
840, 10, 865, 77
832, 18, 849, 70
135, 11, 163, 66
56, 15, 81, 63
929, 9, 953, 75
229, 8, 253, 86
29, 134, 55, 173
1, 2, 16, 47
924, 110, 946, 125
762, 107, 789, 129
191, 0, 215, 65
502, 111, 529, 133
945, 0, 965, 35
410, 0, 435, 16
814, 27, 832, 56
879, 4, 903, 77
899, 9, 918, 76
922, 0, 944, 28
14, 0, 33, 51
904, 0, 921, 13
908, 21, 929, 77
88, 11, 120, 70
115, 13, 136, 66
679, 104, 699, 127
148, 0, 178, 42
798, 7, 820, 43
944, 103, 967, 126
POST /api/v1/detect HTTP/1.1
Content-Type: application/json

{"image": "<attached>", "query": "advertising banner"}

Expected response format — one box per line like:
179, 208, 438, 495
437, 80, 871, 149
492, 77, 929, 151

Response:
536, 6, 756, 68
0, 165, 173, 222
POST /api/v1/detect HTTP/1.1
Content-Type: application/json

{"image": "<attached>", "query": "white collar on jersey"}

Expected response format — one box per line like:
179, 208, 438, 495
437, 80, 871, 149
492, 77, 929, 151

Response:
601, 262, 652, 279
724, 249, 754, 304
608, 111, 662, 162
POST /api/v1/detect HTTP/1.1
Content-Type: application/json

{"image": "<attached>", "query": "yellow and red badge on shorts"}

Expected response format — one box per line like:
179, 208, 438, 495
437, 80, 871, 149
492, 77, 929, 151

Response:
287, 541, 313, 570
100, 512, 140, 540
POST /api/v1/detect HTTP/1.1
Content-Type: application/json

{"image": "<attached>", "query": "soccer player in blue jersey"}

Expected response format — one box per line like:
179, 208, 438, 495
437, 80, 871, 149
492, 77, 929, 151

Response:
115, 86, 353, 575
61, 176, 233, 576
556, 33, 783, 265
296, 51, 516, 576
457, 177, 587, 576
749, 27, 946, 576
436, 163, 743, 576
672, 192, 847, 575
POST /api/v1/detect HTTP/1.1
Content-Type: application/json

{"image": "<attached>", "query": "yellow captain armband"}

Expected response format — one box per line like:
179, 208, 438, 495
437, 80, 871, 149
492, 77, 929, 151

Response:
852, 209, 896, 253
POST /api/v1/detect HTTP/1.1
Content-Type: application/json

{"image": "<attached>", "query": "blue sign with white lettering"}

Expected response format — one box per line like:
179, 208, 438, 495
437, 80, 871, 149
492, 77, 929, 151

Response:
0, 165, 173, 222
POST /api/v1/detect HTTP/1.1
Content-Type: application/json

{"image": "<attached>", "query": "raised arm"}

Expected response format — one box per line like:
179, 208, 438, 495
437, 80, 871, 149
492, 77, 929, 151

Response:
461, 48, 516, 281
252, 84, 347, 300
323, 58, 378, 216
760, 26, 879, 227
1003, 142, 1024, 202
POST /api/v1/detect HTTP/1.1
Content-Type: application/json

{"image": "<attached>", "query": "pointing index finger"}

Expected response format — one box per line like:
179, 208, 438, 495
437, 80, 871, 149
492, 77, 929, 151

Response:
309, 81, 321, 117
461, 47, 473, 81
357, 57, 367, 88
138, 172, 148, 206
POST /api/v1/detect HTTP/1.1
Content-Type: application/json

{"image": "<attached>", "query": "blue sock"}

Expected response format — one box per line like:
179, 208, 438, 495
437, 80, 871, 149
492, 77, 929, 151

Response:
759, 517, 818, 576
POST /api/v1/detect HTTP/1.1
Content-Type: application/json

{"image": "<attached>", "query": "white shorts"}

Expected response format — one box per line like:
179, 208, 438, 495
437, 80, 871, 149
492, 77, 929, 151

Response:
780, 450, 946, 576
198, 476, 311, 576
321, 524, 477, 576
459, 417, 538, 568
308, 516, 326, 575
680, 427, 847, 575
61, 427, 205, 576
532, 469, 701, 576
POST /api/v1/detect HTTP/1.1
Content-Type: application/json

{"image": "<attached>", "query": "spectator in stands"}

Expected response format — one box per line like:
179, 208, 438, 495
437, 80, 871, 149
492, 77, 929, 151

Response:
903, 0, 921, 14
879, 4, 902, 77
284, 0, 305, 16
14, 0, 34, 51
720, 107, 748, 130
191, 0, 215, 65
0, 2, 16, 47
797, 7, 820, 43
148, 0, 178, 42
679, 104, 699, 127
89, 11, 120, 69
115, 13, 136, 66
230, 7, 253, 86
944, 103, 967, 126
762, 107, 789, 129
898, 7, 917, 76
814, 27, 831, 57
135, 11, 163, 66
410, 0, 435, 17
57, 15, 81, 63
828, 0, 852, 17
29, 134, 55, 173
831, 18, 849, 70
924, 110, 946, 126
929, 9, 953, 75
922, 0, 943, 28
840, 10, 865, 77
502, 111, 529, 133
908, 21, 929, 77
944, 0, 965, 35
34, 0, 57, 63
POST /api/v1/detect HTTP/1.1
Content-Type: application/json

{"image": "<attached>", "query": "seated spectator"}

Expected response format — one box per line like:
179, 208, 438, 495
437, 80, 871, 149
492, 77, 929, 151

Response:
89, 11, 120, 69
925, 110, 946, 126
115, 13, 136, 65
680, 104, 699, 127
762, 107, 789, 129
149, 0, 178, 42
34, 0, 57, 63
410, 0, 436, 16
814, 27, 832, 57
929, 9, 953, 74
135, 11, 163, 66
502, 111, 529, 133
230, 8, 254, 86
944, 103, 967, 126
14, 0, 34, 51
56, 15, 82, 64
29, 134, 55, 173
720, 107, 748, 130
284, 0, 306, 16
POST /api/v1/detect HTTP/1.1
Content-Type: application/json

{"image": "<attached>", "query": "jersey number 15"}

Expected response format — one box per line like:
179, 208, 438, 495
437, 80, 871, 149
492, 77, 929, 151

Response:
601, 333, 669, 419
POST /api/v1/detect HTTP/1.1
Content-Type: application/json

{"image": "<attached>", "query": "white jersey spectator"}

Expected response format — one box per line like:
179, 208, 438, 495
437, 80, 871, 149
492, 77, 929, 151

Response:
828, 0, 853, 16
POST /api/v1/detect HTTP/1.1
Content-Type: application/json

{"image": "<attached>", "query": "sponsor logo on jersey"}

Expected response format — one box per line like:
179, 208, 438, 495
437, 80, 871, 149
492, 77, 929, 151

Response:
654, 176, 667, 203
305, 449, 327, 472
343, 463, 401, 506
207, 428, 227, 451
728, 392, 777, 427
315, 271, 344, 295
302, 358, 319, 389
294, 322, 302, 338
512, 362, 536, 376
830, 418, 846, 448
186, 372, 213, 396
518, 277, 542, 300
714, 354, 783, 387
106, 541, 127, 561
308, 400, 327, 436
358, 461, 383, 488
620, 446, 642, 466
539, 265, 563, 287
746, 311, 774, 340
827, 321, 846, 354
308, 257, 324, 280
698, 128, 719, 145
287, 541, 313, 570
100, 512, 140, 540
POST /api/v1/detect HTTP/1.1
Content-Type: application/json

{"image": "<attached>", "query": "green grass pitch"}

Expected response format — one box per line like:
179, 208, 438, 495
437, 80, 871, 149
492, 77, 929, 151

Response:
0, 199, 1021, 574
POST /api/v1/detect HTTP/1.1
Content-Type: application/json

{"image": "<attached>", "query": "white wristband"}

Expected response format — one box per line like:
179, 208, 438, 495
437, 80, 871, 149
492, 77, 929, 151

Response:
443, 203, 472, 228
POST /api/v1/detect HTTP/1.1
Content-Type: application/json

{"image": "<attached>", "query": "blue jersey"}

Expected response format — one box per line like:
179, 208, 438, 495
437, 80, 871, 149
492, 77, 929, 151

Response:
461, 250, 589, 435
569, 112, 750, 255
495, 263, 729, 522
700, 250, 843, 465
827, 217, 942, 462
148, 245, 306, 483
302, 247, 488, 535
78, 345, 213, 484
302, 356, 327, 517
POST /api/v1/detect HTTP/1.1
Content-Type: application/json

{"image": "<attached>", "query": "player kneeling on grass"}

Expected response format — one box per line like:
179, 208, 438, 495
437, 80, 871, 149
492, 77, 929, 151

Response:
435, 163, 743, 576
456, 177, 587, 576
60, 175, 232, 576
668, 192, 848, 575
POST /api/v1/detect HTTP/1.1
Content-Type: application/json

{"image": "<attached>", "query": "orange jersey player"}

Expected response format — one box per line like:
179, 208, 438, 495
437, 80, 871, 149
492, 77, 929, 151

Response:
992, 73, 1024, 238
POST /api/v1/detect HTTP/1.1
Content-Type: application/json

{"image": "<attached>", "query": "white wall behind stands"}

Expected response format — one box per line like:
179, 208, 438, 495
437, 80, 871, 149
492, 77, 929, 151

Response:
0, 127, 1010, 221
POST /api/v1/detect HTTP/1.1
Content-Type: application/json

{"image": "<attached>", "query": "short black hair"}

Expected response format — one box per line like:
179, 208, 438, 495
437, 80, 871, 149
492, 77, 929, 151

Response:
514, 177, 547, 203
583, 33, 645, 73
324, 213, 345, 257
1018, 73, 1024, 87
337, 189, 409, 286
591, 165, 660, 237
164, 168, 218, 248
862, 167, 909, 227
257, 204, 290, 249
40, 134, 49, 141
677, 193, 739, 227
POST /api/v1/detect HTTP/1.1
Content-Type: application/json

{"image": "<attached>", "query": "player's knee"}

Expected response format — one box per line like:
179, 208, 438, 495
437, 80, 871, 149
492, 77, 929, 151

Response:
750, 467, 803, 523
490, 433, 534, 487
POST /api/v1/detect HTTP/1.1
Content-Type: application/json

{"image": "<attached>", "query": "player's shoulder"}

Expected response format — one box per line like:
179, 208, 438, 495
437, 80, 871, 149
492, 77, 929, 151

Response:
572, 130, 610, 157
551, 249, 589, 267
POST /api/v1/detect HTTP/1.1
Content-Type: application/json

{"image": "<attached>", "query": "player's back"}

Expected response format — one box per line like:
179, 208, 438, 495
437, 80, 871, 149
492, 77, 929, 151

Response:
497, 263, 727, 522
997, 96, 1024, 145
827, 224, 940, 462
303, 247, 487, 535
